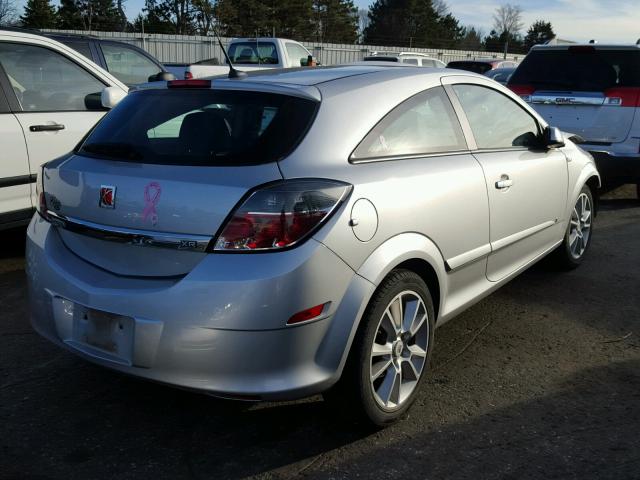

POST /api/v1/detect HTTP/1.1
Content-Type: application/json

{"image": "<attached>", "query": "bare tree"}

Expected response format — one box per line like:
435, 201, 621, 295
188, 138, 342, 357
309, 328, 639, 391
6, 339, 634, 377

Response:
0, 0, 17, 26
492, 3, 523, 37
357, 8, 369, 39
192, 0, 214, 35
432, 0, 449, 17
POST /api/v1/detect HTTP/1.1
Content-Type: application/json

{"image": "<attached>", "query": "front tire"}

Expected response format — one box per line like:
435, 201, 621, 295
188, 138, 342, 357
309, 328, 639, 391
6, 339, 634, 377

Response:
552, 184, 594, 269
324, 269, 435, 426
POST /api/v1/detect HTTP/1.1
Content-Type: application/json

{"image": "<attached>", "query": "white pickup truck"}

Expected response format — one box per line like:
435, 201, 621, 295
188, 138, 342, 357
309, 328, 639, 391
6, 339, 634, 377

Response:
185, 38, 315, 79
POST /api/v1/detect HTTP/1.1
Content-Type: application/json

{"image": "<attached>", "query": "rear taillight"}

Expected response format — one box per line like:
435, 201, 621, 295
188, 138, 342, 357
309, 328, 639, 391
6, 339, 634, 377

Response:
211, 180, 352, 252
604, 87, 640, 107
35, 167, 49, 219
508, 84, 534, 102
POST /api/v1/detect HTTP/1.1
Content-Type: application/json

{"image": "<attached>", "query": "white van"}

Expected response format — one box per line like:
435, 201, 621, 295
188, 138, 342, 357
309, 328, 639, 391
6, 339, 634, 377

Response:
0, 28, 127, 229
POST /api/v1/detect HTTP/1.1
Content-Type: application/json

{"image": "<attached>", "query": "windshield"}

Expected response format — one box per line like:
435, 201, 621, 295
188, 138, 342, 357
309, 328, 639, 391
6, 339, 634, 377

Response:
509, 49, 640, 91
227, 42, 279, 65
79, 89, 318, 166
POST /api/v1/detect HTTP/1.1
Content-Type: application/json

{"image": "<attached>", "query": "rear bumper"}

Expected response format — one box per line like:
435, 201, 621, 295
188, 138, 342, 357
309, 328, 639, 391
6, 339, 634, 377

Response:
588, 149, 640, 185
26, 215, 375, 400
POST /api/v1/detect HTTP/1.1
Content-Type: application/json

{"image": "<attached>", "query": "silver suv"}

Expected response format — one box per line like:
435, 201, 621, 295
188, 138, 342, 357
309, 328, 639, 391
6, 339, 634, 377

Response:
508, 44, 640, 195
27, 66, 599, 425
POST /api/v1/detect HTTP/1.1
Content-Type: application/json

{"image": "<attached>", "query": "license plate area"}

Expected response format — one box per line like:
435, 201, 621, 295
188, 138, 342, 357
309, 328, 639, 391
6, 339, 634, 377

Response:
72, 305, 134, 363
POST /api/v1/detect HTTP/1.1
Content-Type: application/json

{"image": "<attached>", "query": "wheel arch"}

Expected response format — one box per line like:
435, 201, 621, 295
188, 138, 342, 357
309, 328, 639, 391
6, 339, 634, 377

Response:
318, 233, 447, 392
356, 232, 447, 322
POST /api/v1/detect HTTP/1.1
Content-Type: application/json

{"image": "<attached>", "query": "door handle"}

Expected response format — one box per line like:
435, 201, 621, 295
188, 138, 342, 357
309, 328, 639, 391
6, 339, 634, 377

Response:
29, 124, 65, 132
495, 176, 513, 189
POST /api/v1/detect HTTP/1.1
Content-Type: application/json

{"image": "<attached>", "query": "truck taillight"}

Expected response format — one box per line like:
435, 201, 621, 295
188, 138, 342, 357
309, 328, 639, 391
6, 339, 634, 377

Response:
604, 87, 640, 107
211, 180, 352, 252
508, 84, 534, 102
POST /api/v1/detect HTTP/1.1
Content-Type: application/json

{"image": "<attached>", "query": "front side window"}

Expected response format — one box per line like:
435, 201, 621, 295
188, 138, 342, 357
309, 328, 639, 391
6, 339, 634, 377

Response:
0, 42, 106, 112
452, 84, 540, 149
101, 43, 160, 85
228, 42, 279, 65
285, 43, 311, 67
351, 87, 467, 160
79, 89, 318, 166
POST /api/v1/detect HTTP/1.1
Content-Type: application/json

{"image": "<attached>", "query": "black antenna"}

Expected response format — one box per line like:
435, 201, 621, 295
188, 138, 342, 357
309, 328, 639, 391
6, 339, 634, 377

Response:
211, 25, 247, 79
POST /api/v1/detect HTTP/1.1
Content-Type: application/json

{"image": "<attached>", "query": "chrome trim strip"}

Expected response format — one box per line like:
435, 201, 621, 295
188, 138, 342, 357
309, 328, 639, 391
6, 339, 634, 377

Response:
446, 243, 491, 271
46, 211, 211, 253
530, 95, 604, 106
492, 220, 556, 252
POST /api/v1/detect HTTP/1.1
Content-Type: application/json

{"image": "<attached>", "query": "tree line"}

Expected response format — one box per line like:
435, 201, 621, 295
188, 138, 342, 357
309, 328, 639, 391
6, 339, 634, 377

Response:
2, 0, 555, 52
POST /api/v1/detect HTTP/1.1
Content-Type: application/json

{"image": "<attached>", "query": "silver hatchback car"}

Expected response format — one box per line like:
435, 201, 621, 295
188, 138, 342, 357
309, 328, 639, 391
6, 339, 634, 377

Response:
27, 65, 600, 425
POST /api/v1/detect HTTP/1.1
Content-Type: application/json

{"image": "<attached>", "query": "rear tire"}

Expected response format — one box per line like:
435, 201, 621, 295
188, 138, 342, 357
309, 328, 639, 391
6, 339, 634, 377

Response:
551, 184, 594, 269
324, 269, 435, 427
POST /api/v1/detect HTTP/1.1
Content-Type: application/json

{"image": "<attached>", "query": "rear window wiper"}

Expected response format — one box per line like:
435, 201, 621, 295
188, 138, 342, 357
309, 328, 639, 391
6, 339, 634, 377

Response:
81, 142, 144, 161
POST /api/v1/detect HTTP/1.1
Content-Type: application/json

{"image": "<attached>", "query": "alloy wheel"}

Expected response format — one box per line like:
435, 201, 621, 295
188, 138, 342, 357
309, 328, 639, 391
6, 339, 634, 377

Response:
370, 290, 429, 410
569, 192, 592, 259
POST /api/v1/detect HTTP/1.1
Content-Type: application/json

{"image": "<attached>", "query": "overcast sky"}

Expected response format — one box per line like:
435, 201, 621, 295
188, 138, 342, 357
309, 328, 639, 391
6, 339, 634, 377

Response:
16, 0, 640, 43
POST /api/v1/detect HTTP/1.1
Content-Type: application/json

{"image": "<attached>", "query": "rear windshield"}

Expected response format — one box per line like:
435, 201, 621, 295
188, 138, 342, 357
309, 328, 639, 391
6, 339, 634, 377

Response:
227, 42, 278, 65
79, 89, 318, 166
448, 62, 493, 74
509, 49, 640, 91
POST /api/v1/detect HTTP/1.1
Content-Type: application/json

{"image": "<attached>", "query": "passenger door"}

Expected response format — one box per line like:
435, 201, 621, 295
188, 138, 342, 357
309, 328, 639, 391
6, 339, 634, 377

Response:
0, 41, 110, 208
447, 81, 568, 282
0, 69, 31, 222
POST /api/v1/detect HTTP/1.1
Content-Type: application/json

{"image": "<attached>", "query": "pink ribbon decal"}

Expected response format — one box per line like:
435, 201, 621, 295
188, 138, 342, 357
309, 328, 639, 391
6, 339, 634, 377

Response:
142, 181, 161, 226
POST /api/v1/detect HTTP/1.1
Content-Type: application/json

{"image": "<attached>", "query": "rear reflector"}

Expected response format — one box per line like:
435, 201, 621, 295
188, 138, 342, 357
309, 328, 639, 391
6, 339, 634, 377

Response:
508, 84, 534, 102
287, 303, 329, 325
168, 79, 211, 88
604, 87, 640, 107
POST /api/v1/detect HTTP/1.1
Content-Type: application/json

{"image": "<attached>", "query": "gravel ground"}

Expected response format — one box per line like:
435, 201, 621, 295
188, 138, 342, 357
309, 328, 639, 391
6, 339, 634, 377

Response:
1, 186, 639, 480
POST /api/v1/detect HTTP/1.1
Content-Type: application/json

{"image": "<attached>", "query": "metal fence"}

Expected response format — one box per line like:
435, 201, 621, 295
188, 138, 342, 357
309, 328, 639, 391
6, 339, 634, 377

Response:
44, 29, 523, 66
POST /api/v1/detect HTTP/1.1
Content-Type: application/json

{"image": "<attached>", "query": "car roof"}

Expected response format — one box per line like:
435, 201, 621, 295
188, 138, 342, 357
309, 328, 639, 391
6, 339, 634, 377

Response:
215, 64, 442, 87
531, 43, 640, 51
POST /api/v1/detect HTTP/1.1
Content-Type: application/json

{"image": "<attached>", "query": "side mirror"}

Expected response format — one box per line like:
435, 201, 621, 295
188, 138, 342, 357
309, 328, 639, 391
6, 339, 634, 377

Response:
545, 126, 565, 148
148, 71, 176, 82
101, 87, 127, 109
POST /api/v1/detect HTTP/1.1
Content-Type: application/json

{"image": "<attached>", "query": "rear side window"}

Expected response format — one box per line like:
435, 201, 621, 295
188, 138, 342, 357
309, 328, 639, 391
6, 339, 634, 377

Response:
509, 49, 640, 90
228, 42, 278, 65
285, 42, 311, 67
452, 84, 540, 149
79, 89, 318, 166
351, 87, 467, 160
61, 40, 93, 60
402, 58, 419, 65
